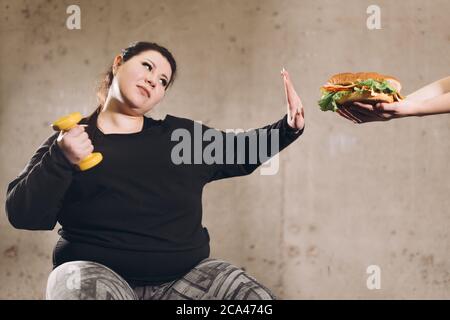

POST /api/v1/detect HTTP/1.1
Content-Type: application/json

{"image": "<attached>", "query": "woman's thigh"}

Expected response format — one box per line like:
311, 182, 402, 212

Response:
46, 260, 137, 300
133, 258, 276, 300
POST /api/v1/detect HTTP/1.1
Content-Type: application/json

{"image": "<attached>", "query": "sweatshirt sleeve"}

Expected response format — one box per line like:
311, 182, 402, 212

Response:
205, 114, 304, 182
5, 132, 76, 230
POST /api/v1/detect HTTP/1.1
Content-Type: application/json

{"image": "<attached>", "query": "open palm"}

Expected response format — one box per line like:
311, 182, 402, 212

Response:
281, 68, 305, 131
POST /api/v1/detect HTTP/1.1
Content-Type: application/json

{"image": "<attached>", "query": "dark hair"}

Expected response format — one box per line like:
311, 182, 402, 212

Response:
89, 41, 177, 118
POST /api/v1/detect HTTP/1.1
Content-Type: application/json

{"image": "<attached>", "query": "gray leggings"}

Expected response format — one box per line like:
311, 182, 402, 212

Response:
46, 258, 276, 300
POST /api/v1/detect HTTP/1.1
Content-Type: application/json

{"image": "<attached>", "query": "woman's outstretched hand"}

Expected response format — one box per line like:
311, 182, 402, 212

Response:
281, 68, 305, 131
337, 99, 417, 123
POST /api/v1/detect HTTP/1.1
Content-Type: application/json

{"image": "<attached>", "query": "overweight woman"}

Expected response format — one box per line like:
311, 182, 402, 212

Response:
5, 41, 305, 300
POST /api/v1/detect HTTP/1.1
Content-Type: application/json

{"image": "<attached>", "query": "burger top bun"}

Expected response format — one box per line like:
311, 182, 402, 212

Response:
327, 72, 402, 92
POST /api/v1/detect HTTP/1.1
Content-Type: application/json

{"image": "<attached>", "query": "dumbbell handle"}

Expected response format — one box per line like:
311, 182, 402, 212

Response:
51, 112, 103, 171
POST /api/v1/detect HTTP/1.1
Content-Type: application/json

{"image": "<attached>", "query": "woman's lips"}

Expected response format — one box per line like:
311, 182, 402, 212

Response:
137, 85, 150, 98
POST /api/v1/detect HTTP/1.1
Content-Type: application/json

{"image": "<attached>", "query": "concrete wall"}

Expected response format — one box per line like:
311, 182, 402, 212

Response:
1, 0, 449, 299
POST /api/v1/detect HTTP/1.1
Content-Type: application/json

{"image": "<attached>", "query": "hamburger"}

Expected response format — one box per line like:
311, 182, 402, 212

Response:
318, 72, 404, 112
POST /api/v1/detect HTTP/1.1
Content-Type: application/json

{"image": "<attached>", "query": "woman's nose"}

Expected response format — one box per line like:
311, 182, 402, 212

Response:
145, 77, 156, 88
145, 73, 157, 88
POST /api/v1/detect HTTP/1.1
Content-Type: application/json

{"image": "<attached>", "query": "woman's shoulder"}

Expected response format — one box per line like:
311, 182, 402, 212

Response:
79, 113, 95, 126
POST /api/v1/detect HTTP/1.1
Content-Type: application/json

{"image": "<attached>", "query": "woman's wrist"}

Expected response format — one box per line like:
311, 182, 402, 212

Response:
398, 98, 425, 118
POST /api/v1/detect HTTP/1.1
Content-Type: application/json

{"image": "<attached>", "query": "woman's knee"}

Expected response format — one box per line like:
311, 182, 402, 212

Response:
46, 260, 137, 300
182, 258, 277, 300
225, 277, 277, 300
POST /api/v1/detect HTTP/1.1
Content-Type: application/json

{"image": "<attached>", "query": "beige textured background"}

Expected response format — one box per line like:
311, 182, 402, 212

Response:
1, 0, 449, 299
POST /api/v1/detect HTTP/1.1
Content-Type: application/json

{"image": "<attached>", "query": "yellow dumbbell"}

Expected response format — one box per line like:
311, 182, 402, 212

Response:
51, 112, 103, 171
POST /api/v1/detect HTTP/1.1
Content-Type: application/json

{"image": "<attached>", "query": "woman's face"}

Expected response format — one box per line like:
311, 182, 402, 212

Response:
110, 50, 173, 114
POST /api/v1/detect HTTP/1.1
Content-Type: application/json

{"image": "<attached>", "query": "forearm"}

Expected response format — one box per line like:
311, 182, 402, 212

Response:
406, 76, 450, 102
206, 114, 304, 182
409, 92, 450, 117
5, 134, 75, 230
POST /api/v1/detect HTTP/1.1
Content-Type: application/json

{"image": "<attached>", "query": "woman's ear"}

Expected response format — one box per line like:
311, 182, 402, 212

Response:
112, 55, 123, 76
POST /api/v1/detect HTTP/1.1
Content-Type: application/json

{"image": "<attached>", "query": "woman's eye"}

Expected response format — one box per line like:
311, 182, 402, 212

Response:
143, 62, 152, 71
160, 79, 168, 87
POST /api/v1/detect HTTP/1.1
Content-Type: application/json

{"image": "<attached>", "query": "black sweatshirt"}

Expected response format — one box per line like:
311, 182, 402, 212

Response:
5, 110, 304, 285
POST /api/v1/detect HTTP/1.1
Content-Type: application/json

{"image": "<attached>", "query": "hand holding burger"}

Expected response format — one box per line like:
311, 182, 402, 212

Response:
317, 72, 410, 123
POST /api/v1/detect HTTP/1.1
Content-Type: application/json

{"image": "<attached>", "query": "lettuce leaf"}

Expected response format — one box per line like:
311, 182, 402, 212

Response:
318, 92, 334, 111
318, 90, 351, 112
355, 79, 396, 94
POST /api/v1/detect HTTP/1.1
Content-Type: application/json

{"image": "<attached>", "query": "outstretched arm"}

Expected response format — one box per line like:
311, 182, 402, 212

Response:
406, 76, 450, 102
206, 68, 305, 182
337, 76, 450, 123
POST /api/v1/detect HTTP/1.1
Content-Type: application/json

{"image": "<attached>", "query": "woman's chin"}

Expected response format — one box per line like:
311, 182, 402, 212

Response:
121, 94, 156, 114
123, 95, 147, 110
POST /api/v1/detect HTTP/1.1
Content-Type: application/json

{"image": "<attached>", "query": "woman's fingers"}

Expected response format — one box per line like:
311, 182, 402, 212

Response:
283, 78, 295, 114
354, 101, 396, 113
347, 107, 381, 123
281, 68, 303, 115
353, 102, 376, 111
348, 104, 384, 119
282, 73, 292, 109
378, 102, 399, 112
338, 100, 400, 123
281, 69, 290, 108
337, 109, 358, 123
282, 69, 297, 100
339, 106, 363, 123
283, 78, 295, 122
283, 69, 295, 91
281, 68, 305, 130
